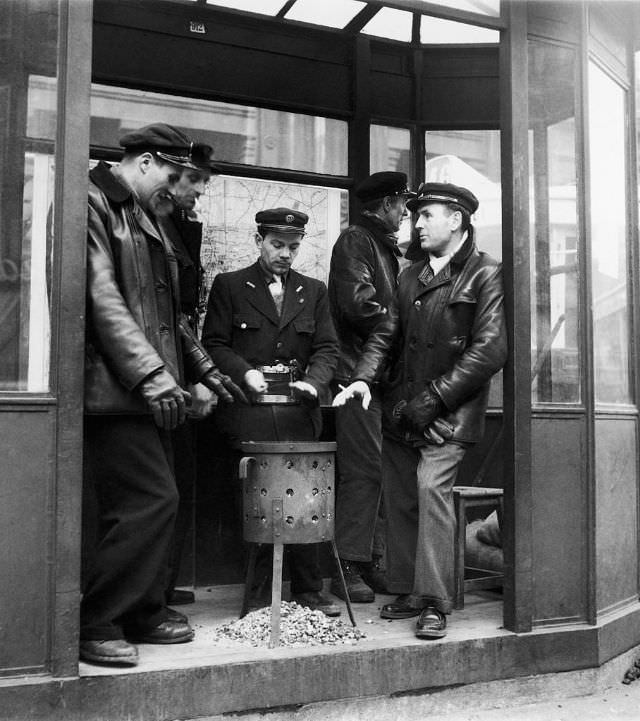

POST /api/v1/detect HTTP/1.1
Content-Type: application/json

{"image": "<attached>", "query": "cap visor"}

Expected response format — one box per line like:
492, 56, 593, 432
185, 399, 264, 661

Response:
156, 151, 199, 170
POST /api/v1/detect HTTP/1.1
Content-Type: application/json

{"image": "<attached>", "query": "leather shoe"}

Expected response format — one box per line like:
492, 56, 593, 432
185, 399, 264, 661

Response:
380, 594, 422, 619
166, 606, 188, 624
79, 639, 138, 666
360, 555, 388, 594
166, 588, 195, 605
415, 606, 447, 639
330, 559, 374, 603
291, 591, 341, 617
128, 620, 194, 644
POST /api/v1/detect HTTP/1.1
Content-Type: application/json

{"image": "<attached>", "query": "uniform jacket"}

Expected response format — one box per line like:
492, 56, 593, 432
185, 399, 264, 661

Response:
85, 161, 214, 414
353, 229, 507, 445
328, 213, 401, 383
201, 261, 338, 397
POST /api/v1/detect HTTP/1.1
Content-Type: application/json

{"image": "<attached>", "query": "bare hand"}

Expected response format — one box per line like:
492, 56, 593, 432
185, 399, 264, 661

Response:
187, 383, 216, 419
332, 381, 371, 410
244, 369, 267, 394
289, 380, 318, 401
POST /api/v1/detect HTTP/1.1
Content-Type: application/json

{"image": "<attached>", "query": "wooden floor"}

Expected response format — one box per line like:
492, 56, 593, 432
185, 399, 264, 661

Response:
79, 585, 506, 677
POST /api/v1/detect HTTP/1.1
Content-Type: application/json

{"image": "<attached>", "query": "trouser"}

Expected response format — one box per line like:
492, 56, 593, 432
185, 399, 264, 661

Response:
334, 387, 385, 562
216, 402, 323, 595
81, 415, 178, 640
166, 419, 196, 594
382, 436, 467, 615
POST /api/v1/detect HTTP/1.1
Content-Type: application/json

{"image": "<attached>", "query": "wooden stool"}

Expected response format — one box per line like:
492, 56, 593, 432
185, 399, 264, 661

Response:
453, 485, 504, 610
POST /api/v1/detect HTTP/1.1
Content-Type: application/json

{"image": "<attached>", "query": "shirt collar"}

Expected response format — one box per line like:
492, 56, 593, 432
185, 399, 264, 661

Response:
429, 231, 468, 276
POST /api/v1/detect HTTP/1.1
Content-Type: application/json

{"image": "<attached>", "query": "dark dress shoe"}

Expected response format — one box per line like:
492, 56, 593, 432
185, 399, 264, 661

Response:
380, 594, 422, 619
79, 639, 138, 666
166, 606, 188, 624
128, 620, 194, 644
166, 588, 195, 605
415, 606, 447, 639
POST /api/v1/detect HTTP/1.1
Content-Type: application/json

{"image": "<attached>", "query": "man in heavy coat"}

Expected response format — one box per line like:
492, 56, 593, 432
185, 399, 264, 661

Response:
335, 182, 507, 639
202, 207, 341, 615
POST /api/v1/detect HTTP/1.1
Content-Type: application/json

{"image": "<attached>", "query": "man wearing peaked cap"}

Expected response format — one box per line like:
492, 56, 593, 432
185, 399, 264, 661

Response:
80, 125, 245, 666
327, 171, 415, 604
334, 181, 507, 639
202, 206, 341, 617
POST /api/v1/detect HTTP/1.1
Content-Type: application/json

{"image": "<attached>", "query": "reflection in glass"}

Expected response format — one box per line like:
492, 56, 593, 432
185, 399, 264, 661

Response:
420, 15, 499, 44
370, 125, 412, 180
91, 84, 348, 176
0, 0, 57, 393
588, 62, 630, 404
424, 129, 501, 260
528, 41, 580, 405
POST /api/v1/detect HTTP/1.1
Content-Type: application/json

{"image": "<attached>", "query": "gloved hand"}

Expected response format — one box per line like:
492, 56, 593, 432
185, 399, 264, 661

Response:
202, 369, 249, 405
423, 417, 455, 445
139, 369, 191, 430
393, 386, 445, 433
289, 380, 318, 403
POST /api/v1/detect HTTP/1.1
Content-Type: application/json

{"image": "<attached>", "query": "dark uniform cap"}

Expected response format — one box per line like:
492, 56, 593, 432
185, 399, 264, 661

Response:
407, 181, 479, 215
355, 171, 416, 203
255, 207, 309, 235
118, 123, 198, 170
191, 143, 220, 173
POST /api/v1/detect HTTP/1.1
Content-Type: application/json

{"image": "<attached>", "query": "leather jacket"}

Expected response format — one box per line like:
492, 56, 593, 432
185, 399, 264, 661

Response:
328, 213, 401, 383
353, 229, 507, 445
84, 161, 215, 414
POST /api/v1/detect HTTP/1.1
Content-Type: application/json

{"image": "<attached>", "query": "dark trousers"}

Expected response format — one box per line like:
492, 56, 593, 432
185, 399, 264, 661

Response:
334, 388, 385, 563
81, 415, 178, 640
216, 402, 322, 595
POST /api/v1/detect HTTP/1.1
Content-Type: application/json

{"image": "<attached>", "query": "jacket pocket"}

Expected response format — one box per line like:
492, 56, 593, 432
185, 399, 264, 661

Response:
294, 318, 315, 334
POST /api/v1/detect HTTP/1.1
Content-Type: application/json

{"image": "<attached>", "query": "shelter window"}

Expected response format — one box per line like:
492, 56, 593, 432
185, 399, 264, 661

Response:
420, 15, 499, 44
204, 0, 288, 16
588, 61, 631, 405
91, 84, 348, 176
362, 7, 413, 42
528, 41, 580, 405
420, 0, 500, 17
284, 0, 366, 28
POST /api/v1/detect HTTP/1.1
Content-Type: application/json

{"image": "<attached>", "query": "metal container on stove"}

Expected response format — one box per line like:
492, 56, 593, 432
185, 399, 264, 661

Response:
238, 441, 337, 544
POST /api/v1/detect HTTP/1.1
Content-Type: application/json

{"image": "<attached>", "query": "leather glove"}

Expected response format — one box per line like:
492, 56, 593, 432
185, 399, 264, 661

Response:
394, 386, 445, 433
423, 417, 455, 445
139, 369, 191, 430
201, 369, 249, 405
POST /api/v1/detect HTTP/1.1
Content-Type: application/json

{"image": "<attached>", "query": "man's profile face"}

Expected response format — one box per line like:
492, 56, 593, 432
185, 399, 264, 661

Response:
255, 231, 302, 276
174, 168, 211, 211
415, 202, 459, 258
384, 196, 409, 232
137, 155, 182, 216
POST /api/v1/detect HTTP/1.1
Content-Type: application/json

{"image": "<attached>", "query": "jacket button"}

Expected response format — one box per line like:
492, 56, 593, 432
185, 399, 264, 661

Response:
414, 300, 421, 308
276, 341, 283, 349
159, 324, 169, 333
155, 281, 166, 291
240, 322, 247, 329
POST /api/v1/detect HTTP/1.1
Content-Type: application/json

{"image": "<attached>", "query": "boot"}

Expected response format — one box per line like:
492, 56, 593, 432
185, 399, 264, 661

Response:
360, 554, 388, 594
330, 559, 374, 603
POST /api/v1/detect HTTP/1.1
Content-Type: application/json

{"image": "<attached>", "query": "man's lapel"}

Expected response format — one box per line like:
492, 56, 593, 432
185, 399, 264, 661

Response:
279, 270, 307, 329
245, 262, 280, 326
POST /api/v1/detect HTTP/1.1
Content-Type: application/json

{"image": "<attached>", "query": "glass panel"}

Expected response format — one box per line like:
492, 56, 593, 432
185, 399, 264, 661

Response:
196, 176, 348, 323
420, 15, 499, 44
419, 0, 500, 17
528, 42, 580, 405
0, 4, 57, 392
91, 84, 348, 176
205, 0, 288, 15
361, 7, 413, 42
424, 129, 501, 260
588, 62, 630, 404
285, 0, 366, 28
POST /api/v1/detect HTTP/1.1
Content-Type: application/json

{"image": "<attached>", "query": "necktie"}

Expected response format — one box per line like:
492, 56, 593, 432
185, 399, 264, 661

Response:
269, 275, 284, 315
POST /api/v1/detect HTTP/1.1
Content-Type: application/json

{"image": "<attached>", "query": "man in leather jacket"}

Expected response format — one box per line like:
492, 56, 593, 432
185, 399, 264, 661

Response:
334, 182, 507, 639
328, 171, 414, 603
81, 124, 245, 667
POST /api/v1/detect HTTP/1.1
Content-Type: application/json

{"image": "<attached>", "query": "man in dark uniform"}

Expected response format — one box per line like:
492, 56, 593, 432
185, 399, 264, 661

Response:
328, 171, 414, 603
81, 124, 244, 666
202, 207, 341, 616
335, 182, 507, 639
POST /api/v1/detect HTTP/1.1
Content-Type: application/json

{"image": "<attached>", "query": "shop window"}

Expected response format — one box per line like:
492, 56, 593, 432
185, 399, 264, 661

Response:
527, 41, 580, 405
0, 68, 56, 391
197, 175, 348, 322
90, 84, 348, 176
588, 61, 631, 405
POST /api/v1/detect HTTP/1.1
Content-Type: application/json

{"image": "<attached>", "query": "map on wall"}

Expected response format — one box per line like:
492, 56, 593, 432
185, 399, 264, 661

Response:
196, 175, 347, 305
